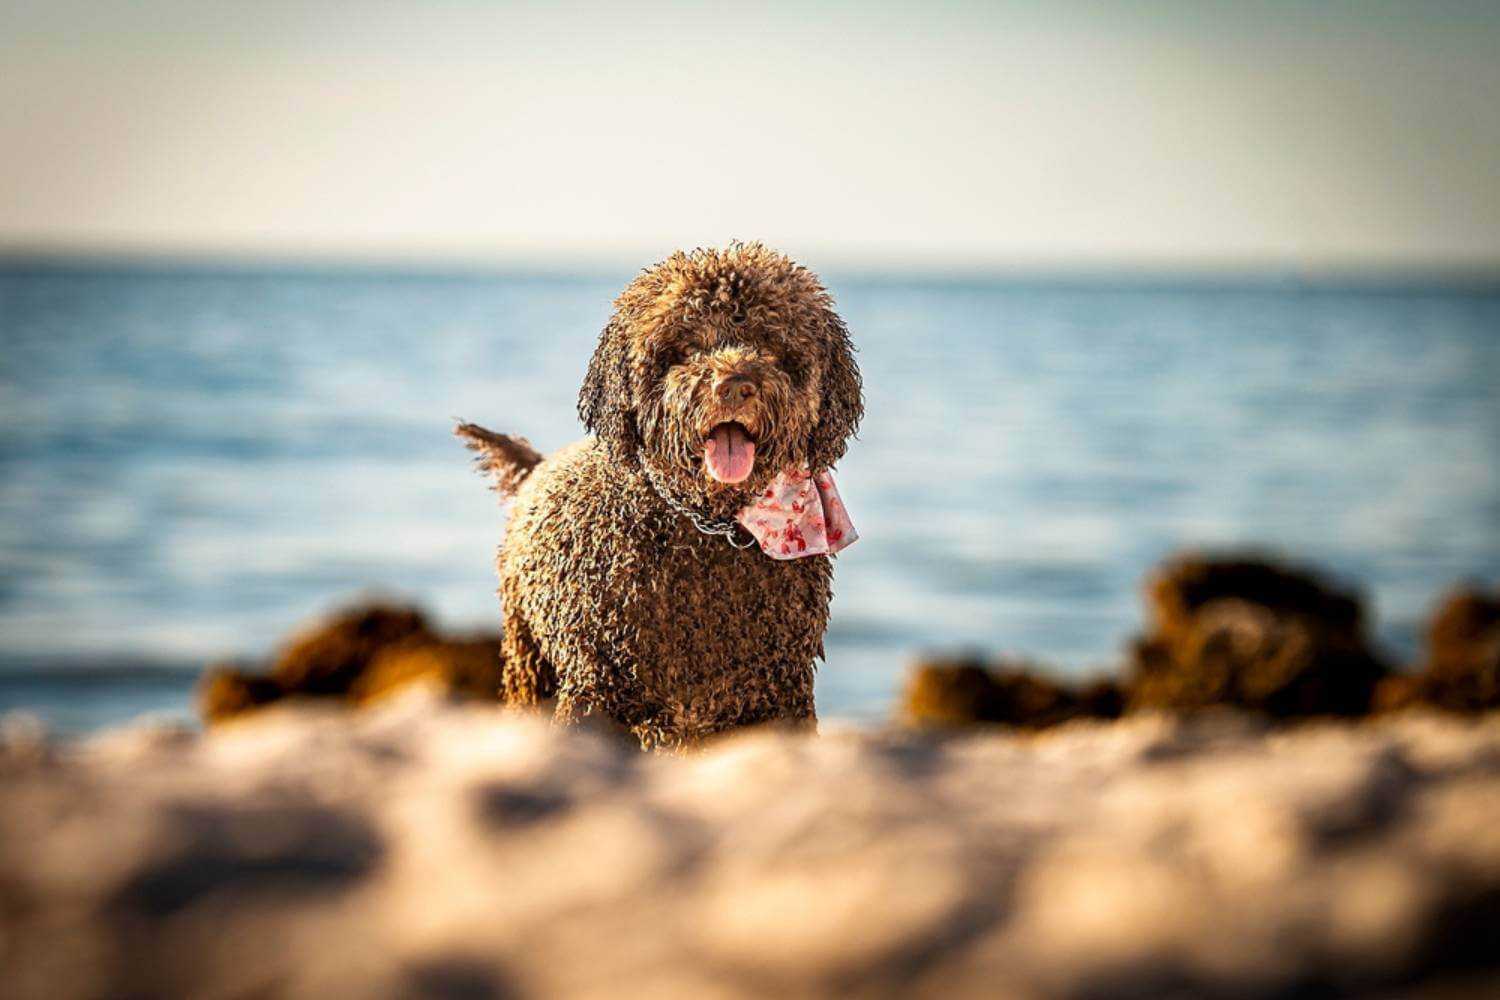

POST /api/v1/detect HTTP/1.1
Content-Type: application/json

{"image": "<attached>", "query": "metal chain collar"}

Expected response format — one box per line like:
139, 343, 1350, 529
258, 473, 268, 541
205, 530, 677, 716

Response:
640, 459, 759, 549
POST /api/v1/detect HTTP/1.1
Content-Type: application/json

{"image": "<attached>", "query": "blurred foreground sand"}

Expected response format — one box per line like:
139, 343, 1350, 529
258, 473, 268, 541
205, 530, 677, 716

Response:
4, 693, 1499, 999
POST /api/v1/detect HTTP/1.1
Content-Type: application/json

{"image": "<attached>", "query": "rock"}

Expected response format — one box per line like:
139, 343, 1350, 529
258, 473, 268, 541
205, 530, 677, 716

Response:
1144, 552, 1365, 646
196, 665, 284, 723
1129, 552, 1389, 717
197, 605, 508, 725
351, 636, 503, 705
4, 703, 1500, 998
1371, 673, 1424, 713
1412, 585, 1500, 712
270, 603, 434, 695
1075, 677, 1128, 720
901, 656, 1124, 729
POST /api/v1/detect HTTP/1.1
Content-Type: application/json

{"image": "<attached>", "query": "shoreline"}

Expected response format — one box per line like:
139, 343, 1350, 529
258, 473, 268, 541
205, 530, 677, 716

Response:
7, 549, 1495, 740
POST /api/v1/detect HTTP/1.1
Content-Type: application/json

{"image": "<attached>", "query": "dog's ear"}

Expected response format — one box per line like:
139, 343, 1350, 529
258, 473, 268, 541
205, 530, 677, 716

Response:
806, 310, 863, 472
578, 317, 640, 460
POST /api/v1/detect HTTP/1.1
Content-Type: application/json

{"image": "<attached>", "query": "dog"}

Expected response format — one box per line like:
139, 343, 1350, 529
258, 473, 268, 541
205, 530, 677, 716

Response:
458, 243, 862, 749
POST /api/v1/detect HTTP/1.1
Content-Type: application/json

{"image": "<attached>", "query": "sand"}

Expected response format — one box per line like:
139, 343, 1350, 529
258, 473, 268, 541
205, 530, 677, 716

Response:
3, 693, 1499, 998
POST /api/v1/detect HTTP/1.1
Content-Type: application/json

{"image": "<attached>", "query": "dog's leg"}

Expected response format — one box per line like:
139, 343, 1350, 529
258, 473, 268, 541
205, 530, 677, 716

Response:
788, 682, 818, 727
500, 609, 557, 707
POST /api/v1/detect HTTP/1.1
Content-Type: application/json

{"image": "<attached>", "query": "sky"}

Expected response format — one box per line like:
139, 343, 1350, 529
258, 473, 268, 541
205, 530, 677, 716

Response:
2, 0, 1499, 273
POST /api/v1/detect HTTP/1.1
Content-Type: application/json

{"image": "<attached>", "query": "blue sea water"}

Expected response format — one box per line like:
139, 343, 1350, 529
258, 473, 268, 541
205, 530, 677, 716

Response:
1, 263, 1497, 733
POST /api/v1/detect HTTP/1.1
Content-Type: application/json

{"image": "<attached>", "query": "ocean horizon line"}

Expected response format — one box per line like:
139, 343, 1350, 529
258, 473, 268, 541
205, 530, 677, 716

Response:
4, 245, 1500, 295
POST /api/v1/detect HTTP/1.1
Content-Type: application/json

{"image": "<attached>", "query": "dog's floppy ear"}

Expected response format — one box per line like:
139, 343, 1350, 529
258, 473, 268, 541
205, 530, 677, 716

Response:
806, 310, 863, 473
578, 317, 640, 460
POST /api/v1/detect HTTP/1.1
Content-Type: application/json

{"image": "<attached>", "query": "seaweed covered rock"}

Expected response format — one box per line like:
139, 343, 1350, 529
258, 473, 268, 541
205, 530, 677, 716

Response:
196, 603, 503, 725
1145, 553, 1364, 643
1129, 552, 1389, 717
351, 635, 504, 705
270, 604, 434, 695
195, 665, 285, 723
1370, 673, 1424, 714
1409, 585, 1500, 712
902, 656, 1123, 729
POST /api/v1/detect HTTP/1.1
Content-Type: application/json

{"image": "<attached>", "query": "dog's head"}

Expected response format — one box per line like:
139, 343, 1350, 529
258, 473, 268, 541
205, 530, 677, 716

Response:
579, 243, 862, 513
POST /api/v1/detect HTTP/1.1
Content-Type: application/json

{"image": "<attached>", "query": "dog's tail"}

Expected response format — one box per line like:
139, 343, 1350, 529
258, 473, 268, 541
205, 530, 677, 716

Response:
454, 422, 543, 501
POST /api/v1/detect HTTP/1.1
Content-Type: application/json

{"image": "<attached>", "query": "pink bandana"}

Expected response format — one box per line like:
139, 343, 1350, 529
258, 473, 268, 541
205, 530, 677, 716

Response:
737, 468, 858, 560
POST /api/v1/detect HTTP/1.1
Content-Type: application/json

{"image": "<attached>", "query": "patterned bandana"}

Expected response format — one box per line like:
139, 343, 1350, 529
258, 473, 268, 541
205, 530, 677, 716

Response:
737, 467, 858, 560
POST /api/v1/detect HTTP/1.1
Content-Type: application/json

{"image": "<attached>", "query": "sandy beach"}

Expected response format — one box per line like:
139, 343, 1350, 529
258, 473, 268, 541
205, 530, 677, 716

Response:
4, 693, 1499, 998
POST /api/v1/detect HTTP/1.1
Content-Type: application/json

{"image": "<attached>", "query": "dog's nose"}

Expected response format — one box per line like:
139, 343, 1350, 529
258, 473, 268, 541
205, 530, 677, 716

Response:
715, 374, 757, 402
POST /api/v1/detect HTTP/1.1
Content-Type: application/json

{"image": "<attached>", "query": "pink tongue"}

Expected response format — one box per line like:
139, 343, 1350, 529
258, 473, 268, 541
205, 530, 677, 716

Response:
704, 424, 756, 483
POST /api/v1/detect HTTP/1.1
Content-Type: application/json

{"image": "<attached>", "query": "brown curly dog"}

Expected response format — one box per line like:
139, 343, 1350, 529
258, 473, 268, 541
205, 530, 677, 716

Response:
458, 243, 862, 749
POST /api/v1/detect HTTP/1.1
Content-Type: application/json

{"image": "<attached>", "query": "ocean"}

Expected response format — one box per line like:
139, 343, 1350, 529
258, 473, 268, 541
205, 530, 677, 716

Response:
2, 263, 1497, 732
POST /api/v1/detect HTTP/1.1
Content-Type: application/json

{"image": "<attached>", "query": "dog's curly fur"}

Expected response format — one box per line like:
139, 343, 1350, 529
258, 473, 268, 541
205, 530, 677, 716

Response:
458, 243, 862, 749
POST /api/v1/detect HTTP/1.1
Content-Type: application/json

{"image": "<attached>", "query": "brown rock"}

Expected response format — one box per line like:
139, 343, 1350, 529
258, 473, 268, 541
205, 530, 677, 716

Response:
269, 603, 434, 696
1129, 553, 1389, 718
196, 666, 283, 724
351, 636, 504, 705
197, 603, 459, 724
902, 656, 1123, 729
1075, 676, 1128, 720
1411, 585, 1500, 712
1371, 674, 1424, 714
1145, 552, 1364, 648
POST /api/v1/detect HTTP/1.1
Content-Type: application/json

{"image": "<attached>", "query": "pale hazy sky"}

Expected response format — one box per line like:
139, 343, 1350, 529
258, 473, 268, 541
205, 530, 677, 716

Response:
3, 1, 1498, 272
